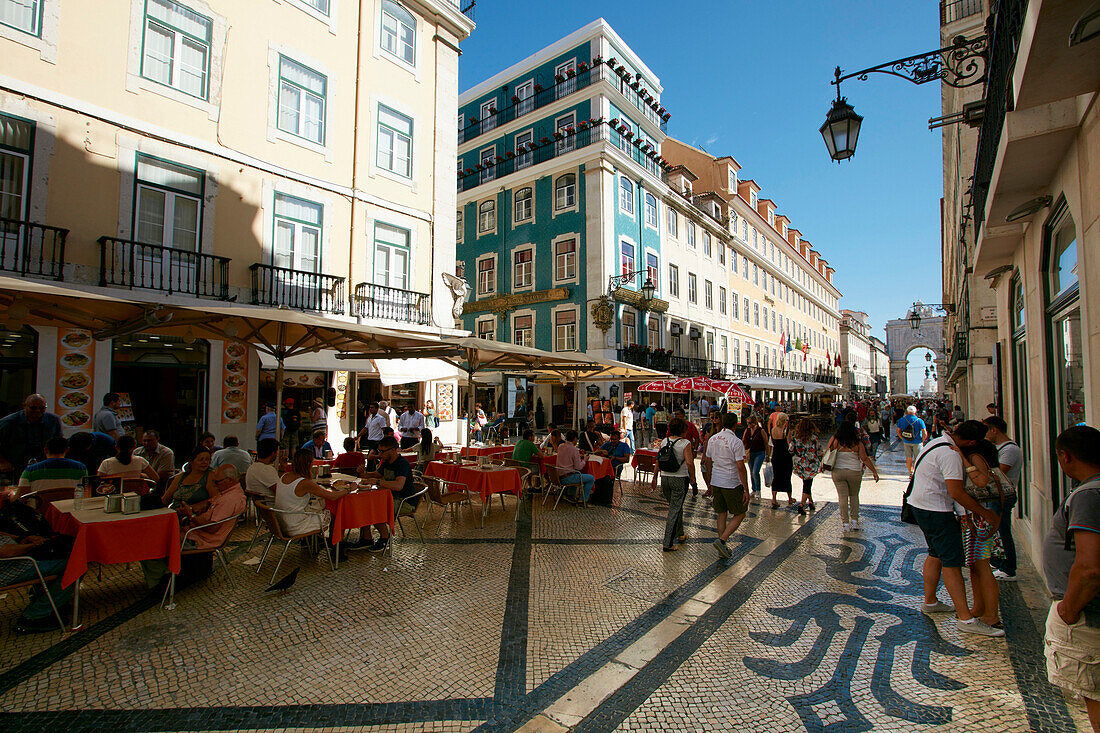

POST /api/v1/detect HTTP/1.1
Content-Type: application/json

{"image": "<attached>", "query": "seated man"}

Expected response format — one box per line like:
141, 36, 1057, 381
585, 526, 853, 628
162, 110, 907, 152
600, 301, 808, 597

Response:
511, 429, 541, 470
0, 488, 75, 633
18, 436, 87, 496
556, 430, 594, 503
597, 431, 633, 478
353, 437, 418, 553
135, 430, 176, 486
210, 436, 253, 476
332, 437, 366, 474
300, 429, 333, 460
244, 438, 280, 500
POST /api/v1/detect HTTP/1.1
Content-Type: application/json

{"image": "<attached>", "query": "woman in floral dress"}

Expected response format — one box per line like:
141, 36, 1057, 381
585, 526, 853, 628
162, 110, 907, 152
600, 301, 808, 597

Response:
789, 418, 823, 516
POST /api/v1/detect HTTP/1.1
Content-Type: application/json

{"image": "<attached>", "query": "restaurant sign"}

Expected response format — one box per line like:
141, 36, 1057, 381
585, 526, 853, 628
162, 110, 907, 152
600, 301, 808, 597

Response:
462, 287, 570, 316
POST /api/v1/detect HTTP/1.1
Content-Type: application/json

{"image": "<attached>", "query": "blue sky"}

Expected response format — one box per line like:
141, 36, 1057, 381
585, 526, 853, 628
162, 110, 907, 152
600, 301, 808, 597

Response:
458, 0, 945, 353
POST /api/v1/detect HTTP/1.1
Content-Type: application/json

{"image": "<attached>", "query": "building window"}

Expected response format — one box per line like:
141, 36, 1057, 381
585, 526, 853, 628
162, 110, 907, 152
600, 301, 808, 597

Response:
380, 0, 415, 66
376, 105, 413, 178
719, 286, 727, 315
753, 302, 759, 326
619, 176, 633, 215
646, 252, 658, 289
686, 222, 696, 248
479, 99, 496, 132
300, 0, 330, 14
478, 200, 495, 233
667, 208, 678, 237
668, 264, 679, 297
554, 238, 576, 281
555, 309, 577, 351
456, 208, 463, 242
718, 243, 725, 266
703, 232, 712, 257
514, 187, 533, 223
515, 130, 533, 169
278, 55, 326, 144
134, 154, 204, 252
742, 255, 748, 279
556, 112, 576, 155
2, 0, 41, 35
771, 310, 777, 332
513, 247, 533, 289
706, 332, 714, 361
273, 192, 322, 273
644, 192, 658, 228
622, 309, 637, 346
555, 174, 575, 210
1010, 273, 1030, 518
513, 314, 533, 347
704, 280, 713, 309
647, 316, 660, 347
721, 335, 728, 363
479, 146, 495, 184
477, 256, 495, 295
373, 222, 410, 290
621, 240, 635, 277
731, 291, 739, 319
477, 318, 495, 341
0, 113, 33, 220
141, 0, 212, 100
753, 264, 759, 285
688, 273, 697, 304
743, 297, 749, 323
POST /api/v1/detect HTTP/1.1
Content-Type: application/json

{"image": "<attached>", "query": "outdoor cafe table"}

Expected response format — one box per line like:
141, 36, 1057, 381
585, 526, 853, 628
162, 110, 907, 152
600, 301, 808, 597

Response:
45, 495, 181, 626
631, 448, 658, 468
424, 461, 521, 504
324, 486, 395, 546
461, 445, 513, 459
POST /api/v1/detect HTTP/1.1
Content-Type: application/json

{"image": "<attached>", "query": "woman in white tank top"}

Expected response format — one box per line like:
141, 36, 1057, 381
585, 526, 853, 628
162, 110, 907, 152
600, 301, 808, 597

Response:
275, 449, 350, 536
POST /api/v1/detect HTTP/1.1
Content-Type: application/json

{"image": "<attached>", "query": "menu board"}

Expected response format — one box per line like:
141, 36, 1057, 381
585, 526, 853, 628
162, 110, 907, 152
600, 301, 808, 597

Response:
221, 341, 248, 423
55, 328, 95, 430
335, 371, 348, 419
436, 382, 454, 422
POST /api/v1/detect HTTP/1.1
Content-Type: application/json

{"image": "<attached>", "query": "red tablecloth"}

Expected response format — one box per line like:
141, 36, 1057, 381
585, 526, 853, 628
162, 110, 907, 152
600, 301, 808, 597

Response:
325, 489, 395, 546
425, 462, 521, 502
534, 455, 614, 480
631, 449, 658, 467
461, 445, 513, 458
46, 498, 181, 588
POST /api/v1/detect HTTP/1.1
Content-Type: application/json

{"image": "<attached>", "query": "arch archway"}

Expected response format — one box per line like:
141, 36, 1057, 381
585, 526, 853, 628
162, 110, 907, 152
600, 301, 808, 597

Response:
885, 304, 946, 396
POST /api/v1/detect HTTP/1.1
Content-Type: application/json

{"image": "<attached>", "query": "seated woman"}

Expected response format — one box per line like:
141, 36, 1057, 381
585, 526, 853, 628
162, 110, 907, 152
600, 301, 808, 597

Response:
275, 448, 349, 538
162, 446, 218, 514
97, 434, 159, 485
179, 465, 246, 549
540, 428, 563, 454
415, 427, 444, 472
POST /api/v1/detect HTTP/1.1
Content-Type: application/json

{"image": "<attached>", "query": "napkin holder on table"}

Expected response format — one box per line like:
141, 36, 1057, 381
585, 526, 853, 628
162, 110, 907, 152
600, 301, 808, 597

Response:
104, 493, 123, 513
121, 492, 141, 514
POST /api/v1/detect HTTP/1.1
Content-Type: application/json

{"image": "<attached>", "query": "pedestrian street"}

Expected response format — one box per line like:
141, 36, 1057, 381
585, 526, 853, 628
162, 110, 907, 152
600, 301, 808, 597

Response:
0, 443, 1088, 732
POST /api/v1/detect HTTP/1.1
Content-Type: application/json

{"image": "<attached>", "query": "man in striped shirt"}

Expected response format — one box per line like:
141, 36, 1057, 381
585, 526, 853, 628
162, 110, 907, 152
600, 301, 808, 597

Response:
17, 437, 86, 496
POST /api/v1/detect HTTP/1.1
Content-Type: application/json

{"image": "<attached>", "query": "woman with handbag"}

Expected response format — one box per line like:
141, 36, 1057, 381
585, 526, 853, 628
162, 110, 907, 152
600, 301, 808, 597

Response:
767, 412, 795, 510
790, 418, 823, 516
823, 421, 880, 531
743, 415, 768, 497
957, 438, 1006, 628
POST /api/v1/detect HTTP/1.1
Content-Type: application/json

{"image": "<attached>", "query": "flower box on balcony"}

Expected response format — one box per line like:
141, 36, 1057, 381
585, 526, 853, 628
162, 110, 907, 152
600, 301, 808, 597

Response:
555, 75, 565, 83
534, 84, 543, 92
511, 95, 520, 104
567, 69, 576, 78
578, 62, 589, 71
505, 151, 515, 159
540, 137, 551, 144
553, 132, 564, 140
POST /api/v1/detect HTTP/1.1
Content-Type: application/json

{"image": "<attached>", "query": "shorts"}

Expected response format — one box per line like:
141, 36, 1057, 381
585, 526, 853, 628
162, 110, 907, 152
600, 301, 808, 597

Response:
1046, 603, 1100, 700
712, 485, 748, 516
911, 506, 964, 568
904, 442, 922, 461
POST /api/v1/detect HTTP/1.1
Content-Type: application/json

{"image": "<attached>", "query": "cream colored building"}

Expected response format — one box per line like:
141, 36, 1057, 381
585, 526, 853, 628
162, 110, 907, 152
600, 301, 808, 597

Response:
0, 0, 474, 452
955, 0, 1099, 561
839, 309, 873, 395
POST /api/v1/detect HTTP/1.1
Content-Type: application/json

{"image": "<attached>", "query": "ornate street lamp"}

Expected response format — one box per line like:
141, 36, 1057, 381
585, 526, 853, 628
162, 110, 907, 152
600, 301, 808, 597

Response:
640, 276, 656, 304
820, 82, 863, 163
908, 310, 922, 330
925, 351, 932, 362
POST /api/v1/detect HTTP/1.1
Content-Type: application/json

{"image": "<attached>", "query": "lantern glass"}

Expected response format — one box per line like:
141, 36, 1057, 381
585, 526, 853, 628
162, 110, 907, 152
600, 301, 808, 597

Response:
820, 97, 863, 162
908, 312, 921, 330
641, 278, 656, 303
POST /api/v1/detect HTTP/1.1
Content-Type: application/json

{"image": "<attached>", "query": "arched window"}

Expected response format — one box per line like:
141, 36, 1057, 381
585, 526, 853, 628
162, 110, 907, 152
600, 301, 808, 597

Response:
619, 176, 633, 214
380, 1, 416, 66
554, 174, 575, 210
1044, 200, 1083, 503
514, 187, 533, 222
644, 192, 657, 228
478, 200, 495, 233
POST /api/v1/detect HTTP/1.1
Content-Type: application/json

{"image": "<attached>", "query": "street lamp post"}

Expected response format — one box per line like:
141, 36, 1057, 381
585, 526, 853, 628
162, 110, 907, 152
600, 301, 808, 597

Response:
907, 302, 956, 330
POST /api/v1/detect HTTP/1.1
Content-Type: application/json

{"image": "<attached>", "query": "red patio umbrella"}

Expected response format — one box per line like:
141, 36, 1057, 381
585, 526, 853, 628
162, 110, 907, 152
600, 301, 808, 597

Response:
723, 384, 755, 405
638, 380, 684, 393
670, 376, 715, 392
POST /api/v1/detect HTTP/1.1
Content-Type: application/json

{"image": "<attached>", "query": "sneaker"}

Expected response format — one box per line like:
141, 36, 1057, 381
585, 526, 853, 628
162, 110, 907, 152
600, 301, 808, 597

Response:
368, 537, 389, 554
841, 521, 851, 532
677, 534, 687, 544
850, 519, 861, 530
921, 601, 955, 615
957, 618, 1006, 637
992, 570, 1017, 581
714, 538, 733, 559
662, 545, 678, 553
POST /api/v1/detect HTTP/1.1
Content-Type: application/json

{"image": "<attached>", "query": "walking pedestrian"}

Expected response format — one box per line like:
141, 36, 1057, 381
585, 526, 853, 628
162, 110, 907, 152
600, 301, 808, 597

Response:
983, 415, 1022, 581
703, 413, 748, 559
907, 420, 1003, 636
897, 405, 929, 476
743, 414, 767, 497
620, 399, 636, 452
863, 410, 883, 458
824, 421, 879, 530
651, 418, 695, 552
790, 418, 823, 515
1041, 425, 1100, 728
767, 412, 794, 510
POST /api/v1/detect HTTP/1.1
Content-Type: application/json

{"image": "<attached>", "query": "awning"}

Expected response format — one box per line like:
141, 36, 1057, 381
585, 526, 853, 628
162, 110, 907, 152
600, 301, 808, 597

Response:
371, 358, 463, 386
258, 351, 372, 372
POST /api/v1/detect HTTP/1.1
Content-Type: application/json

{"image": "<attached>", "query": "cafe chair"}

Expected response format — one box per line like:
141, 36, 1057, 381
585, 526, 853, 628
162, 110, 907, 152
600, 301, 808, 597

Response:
243, 491, 273, 552
253, 501, 334, 582
0, 554, 67, 632
387, 483, 430, 557
162, 514, 240, 610
422, 475, 475, 534
543, 465, 580, 510
633, 453, 657, 489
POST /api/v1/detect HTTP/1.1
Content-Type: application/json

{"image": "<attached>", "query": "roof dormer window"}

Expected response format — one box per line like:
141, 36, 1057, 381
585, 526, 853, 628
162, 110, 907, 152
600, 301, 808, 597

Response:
767, 209, 775, 226
749, 191, 757, 207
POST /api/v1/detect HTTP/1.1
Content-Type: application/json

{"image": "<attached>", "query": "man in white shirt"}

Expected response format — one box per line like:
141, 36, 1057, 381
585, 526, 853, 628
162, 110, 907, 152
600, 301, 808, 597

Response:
908, 420, 1003, 636
244, 438, 280, 500
357, 402, 388, 451
620, 399, 635, 452
984, 415, 1023, 580
211, 435, 253, 476
699, 396, 710, 419
380, 401, 398, 432
703, 413, 749, 559
397, 405, 426, 449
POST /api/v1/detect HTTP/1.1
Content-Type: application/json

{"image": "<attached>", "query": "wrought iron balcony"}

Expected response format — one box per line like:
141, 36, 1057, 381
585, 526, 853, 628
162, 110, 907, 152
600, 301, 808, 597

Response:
946, 329, 969, 379
940, 0, 984, 25
352, 282, 431, 325
249, 263, 345, 314
98, 236, 230, 299
0, 217, 68, 281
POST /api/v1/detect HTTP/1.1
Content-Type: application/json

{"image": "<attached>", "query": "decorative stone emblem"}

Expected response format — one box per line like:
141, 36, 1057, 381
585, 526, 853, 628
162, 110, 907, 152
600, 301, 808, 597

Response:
591, 296, 614, 332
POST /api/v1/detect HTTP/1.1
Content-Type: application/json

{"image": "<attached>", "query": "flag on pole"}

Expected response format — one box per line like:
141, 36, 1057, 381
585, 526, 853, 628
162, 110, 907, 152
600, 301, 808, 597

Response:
786, 336, 793, 353
826, 349, 831, 363
835, 353, 842, 367
779, 332, 786, 349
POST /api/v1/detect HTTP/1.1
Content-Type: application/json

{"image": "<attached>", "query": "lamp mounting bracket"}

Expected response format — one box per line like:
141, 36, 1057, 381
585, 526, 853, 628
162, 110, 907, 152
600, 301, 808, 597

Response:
831, 34, 989, 97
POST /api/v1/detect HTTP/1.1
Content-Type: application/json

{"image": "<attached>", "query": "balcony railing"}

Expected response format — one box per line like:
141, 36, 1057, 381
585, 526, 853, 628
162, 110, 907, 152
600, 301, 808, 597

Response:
0, 217, 68, 281
616, 348, 840, 384
98, 236, 230, 299
947, 329, 969, 378
352, 282, 432, 325
941, 0, 984, 25
249, 263, 345, 314
972, 0, 1029, 239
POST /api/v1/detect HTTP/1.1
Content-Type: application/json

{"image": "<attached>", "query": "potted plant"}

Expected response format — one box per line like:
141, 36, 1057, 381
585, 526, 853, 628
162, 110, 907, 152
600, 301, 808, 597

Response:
505, 151, 515, 159
610, 118, 619, 126
495, 155, 504, 162
511, 95, 520, 104
489, 106, 497, 115
578, 62, 589, 72
534, 83, 543, 92
553, 131, 564, 140
555, 74, 565, 83
469, 116, 477, 124
567, 68, 576, 78
540, 137, 552, 144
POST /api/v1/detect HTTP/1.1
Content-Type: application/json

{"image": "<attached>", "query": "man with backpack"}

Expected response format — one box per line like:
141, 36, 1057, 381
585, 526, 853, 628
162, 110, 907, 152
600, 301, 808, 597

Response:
896, 405, 929, 476
651, 419, 696, 552
983, 416, 1022, 581
1042, 425, 1100, 728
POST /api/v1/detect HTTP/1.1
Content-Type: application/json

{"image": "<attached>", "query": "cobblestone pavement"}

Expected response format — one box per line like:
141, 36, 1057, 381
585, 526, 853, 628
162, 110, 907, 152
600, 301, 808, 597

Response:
0, 441, 1089, 732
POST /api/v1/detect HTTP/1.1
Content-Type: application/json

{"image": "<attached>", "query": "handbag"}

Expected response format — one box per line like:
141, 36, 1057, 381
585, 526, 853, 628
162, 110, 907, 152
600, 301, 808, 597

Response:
965, 467, 1013, 503
900, 442, 951, 524
821, 439, 838, 472
763, 461, 774, 487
